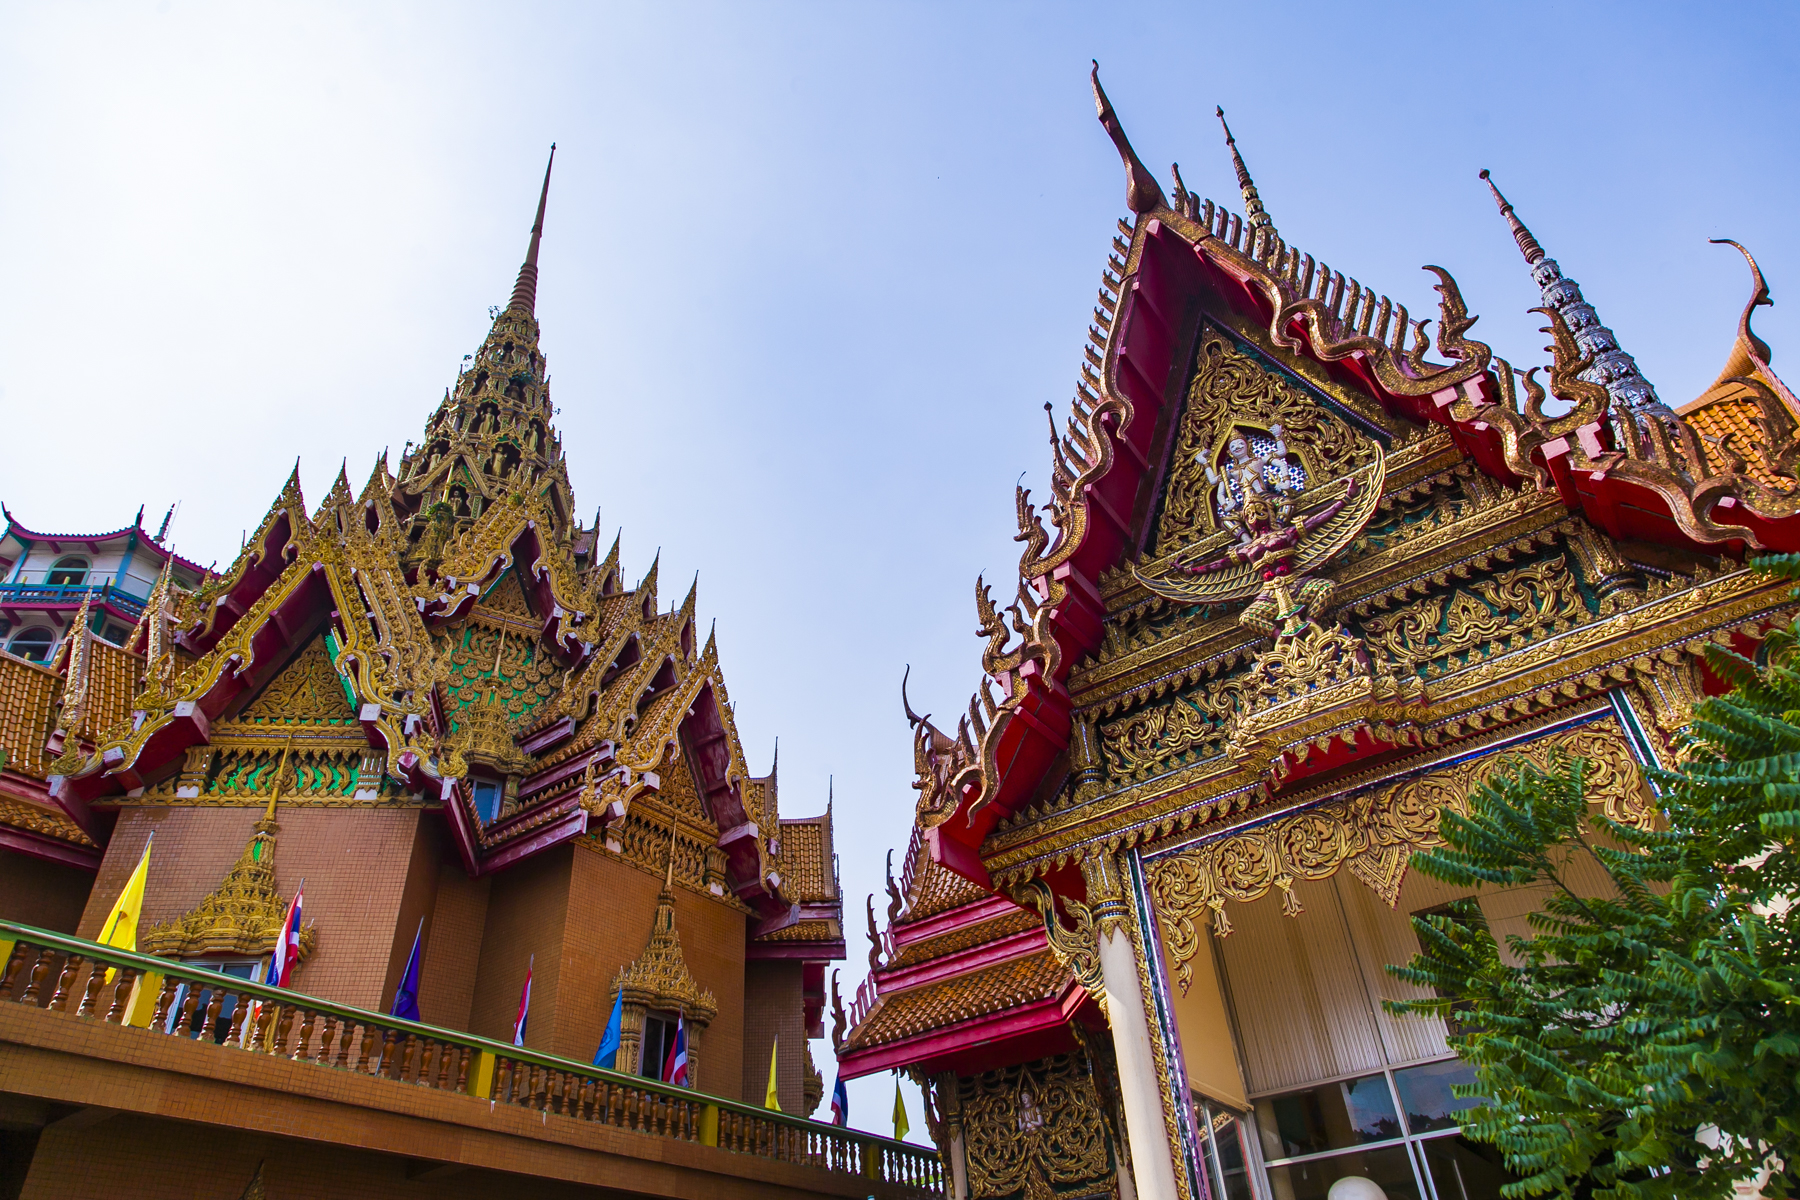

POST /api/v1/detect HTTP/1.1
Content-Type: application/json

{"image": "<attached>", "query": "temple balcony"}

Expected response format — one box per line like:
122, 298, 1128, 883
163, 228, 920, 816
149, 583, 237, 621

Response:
0, 580, 147, 623
0, 920, 942, 1199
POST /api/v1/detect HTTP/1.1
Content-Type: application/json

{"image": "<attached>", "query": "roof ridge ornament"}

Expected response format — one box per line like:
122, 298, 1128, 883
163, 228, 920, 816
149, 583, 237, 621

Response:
1479, 169, 1670, 418
1215, 106, 1274, 234
1089, 61, 1166, 216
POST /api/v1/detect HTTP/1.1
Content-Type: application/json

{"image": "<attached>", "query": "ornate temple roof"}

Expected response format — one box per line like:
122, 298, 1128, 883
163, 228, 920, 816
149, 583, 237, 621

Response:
8, 152, 840, 964
840, 62, 1800, 1077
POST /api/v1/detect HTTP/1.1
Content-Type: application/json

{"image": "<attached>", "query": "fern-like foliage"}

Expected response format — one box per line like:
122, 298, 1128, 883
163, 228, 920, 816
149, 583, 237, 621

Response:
1387, 556, 1800, 1200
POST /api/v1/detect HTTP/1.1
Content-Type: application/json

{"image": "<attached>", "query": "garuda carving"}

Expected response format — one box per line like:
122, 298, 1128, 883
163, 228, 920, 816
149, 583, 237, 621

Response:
1135, 442, 1385, 638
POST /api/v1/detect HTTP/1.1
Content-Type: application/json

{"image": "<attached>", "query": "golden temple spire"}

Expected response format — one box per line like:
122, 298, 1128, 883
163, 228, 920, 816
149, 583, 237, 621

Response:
507, 144, 555, 318
53, 593, 94, 742
263, 734, 295, 825
1479, 168, 1666, 415
1478, 169, 1545, 265
1215, 107, 1274, 233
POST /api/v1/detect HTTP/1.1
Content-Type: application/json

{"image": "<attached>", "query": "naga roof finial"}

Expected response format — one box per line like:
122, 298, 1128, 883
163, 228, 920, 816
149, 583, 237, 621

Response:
1478, 168, 1668, 417
506, 144, 556, 318
1090, 62, 1167, 215
1215, 107, 1274, 233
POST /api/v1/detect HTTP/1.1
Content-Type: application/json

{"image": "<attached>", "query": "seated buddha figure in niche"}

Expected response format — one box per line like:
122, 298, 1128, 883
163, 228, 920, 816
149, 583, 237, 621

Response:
1138, 423, 1384, 640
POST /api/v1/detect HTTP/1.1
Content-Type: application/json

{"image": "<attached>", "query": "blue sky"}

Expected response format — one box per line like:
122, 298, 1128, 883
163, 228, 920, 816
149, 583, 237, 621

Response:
3, 1, 1796, 1136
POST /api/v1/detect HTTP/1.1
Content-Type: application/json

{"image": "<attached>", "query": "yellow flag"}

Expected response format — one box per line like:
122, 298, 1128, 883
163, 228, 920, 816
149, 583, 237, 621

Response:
763, 1037, 781, 1111
99, 835, 153, 982
892, 1078, 909, 1140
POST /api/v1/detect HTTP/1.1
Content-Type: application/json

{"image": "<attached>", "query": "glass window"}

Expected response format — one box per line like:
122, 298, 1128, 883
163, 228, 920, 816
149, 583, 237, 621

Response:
1263, 1144, 1423, 1200
101, 623, 133, 646
641, 1012, 674, 1080
1419, 1134, 1514, 1200
7, 628, 55, 662
473, 778, 503, 823
46, 557, 89, 586
1255, 1074, 1404, 1160
1393, 1060, 1483, 1134
1196, 1099, 1256, 1200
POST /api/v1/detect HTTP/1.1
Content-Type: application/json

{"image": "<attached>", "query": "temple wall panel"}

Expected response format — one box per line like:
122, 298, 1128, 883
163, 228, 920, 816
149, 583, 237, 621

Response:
469, 844, 571, 1049
417, 859, 491, 1031
742, 960, 803, 1114
1475, 841, 1621, 967
1217, 874, 1388, 1095
1331, 867, 1459, 1068
78, 806, 431, 1010
1160, 927, 1246, 1110
0, 848, 91, 934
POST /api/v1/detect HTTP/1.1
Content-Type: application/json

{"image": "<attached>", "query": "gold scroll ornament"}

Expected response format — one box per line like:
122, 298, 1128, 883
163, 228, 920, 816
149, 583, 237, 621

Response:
1146, 723, 1653, 992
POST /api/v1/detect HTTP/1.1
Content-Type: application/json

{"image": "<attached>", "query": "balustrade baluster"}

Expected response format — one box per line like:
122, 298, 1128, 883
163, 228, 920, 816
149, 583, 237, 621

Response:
0, 942, 28, 1000
550, 1070, 566, 1115
270, 1005, 292, 1054
23, 948, 58, 1006
292, 1009, 317, 1060
315, 1013, 337, 1064
152, 976, 180, 1031
104, 967, 136, 1023
378, 1029, 400, 1078
74, 959, 108, 1017
352, 1023, 373, 1071
399, 1033, 419, 1081
577, 1078, 595, 1120
535, 1066, 551, 1112
434, 1041, 452, 1089
248, 999, 274, 1051
48, 954, 82, 1011
455, 1046, 471, 1094
203, 988, 226, 1042
500, 1057, 519, 1103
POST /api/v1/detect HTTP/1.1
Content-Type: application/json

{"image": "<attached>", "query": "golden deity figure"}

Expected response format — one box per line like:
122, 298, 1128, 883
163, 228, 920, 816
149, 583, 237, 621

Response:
1136, 437, 1385, 639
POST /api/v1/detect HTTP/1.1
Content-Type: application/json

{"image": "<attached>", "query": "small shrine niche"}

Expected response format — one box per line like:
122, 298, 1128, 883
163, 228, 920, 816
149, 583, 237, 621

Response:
609, 872, 717, 1083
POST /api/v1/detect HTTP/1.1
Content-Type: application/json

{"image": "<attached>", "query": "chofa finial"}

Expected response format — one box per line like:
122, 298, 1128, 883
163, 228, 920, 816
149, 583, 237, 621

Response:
1090, 61, 1168, 216
1215, 106, 1274, 233
1479, 169, 1545, 265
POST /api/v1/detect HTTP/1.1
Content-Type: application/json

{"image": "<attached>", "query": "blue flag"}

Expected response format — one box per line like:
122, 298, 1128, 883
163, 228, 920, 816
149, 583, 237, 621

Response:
389, 920, 423, 1022
593, 989, 623, 1069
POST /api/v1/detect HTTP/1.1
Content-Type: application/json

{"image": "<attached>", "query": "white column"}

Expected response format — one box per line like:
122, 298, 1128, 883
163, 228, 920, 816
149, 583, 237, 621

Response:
948, 1129, 970, 1200
1099, 925, 1183, 1200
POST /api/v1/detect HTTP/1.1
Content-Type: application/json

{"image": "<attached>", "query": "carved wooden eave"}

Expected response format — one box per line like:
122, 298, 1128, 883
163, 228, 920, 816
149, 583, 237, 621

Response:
141, 816, 316, 962
900, 71, 1800, 909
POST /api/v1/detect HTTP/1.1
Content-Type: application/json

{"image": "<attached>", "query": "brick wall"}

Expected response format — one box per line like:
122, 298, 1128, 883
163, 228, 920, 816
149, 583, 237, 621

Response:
469, 844, 571, 1048
78, 806, 430, 1010
742, 960, 805, 1114
0, 848, 92, 933
555, 846, 747, 1095
417, 858, 490, 1030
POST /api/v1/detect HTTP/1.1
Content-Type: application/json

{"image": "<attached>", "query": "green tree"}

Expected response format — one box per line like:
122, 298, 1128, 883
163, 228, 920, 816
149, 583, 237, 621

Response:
1387, 558, 1800, 1200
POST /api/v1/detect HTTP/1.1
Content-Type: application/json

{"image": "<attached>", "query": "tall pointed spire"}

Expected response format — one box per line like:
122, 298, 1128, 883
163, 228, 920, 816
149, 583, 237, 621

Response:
1216, 107, 1274, 233
507, 144, 556, 317
393, 145, 577, 551
1479, 169, 1668, 417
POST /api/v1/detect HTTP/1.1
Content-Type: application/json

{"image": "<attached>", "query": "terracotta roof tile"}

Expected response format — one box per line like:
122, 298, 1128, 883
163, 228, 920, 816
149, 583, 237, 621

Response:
0, 653, 58, 778
888, 907, 1037, 969
844, 949, 1069, 1051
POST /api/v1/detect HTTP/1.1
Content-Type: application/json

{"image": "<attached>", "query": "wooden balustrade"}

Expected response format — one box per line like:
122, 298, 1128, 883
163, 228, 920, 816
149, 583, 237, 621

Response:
0, 920, 944, 1197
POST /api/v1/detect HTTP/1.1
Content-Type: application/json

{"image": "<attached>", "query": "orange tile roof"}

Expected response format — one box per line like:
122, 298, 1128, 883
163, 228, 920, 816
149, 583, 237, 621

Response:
843, 949, 1069, 1051
888, 907, 1037, 970
0, 653, 59, 778
0, 794, 94, 847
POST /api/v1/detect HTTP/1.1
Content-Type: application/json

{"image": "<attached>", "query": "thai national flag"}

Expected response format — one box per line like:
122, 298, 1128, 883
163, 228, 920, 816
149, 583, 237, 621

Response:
512, 959, 533, 1048
831, 1074, 849, 1126
662, 1015, 688, 1087
270, 883, 304, 989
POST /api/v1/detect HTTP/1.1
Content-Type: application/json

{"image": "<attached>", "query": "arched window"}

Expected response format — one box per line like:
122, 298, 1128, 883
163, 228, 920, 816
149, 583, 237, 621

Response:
46, 556, 89, 586
7, 628, 55, 662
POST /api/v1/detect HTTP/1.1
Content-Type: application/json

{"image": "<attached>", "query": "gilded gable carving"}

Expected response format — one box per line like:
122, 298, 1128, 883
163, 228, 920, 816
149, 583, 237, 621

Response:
958, 1055, 1114, 1200
236, 636, 356, 726
1152, 327, 1378, 556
